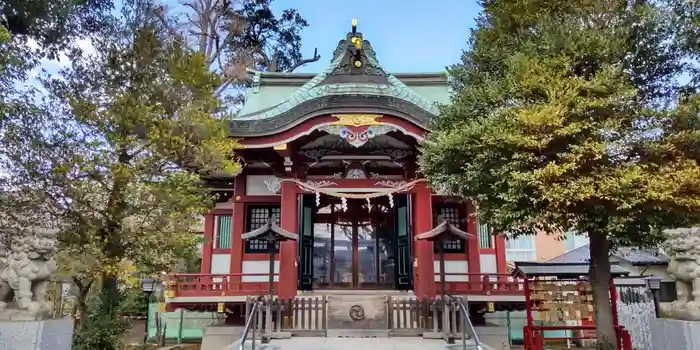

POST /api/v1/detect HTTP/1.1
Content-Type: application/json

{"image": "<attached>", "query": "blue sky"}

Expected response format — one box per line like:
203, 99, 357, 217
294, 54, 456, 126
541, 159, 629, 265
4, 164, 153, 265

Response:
28, 0, 481, 82
268, 0, 481, 73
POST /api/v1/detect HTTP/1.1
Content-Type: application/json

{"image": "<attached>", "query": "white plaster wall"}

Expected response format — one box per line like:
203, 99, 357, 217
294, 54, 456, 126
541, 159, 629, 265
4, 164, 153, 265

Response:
211, 254, 231, 284
242, 260, 280, 282
245, 175, 280, 195
211, 254, 231, 274
433, 260, 469, 282
480, 254, 498, 282
214, 201, 233, 210
480, 254, 497, 273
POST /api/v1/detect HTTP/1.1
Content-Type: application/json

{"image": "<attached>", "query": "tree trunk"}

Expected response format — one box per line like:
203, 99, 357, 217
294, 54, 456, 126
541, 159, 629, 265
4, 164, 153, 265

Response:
588, 230, 617, 350
72, 278, 93, 332
101, 274, 121, 315
75, 292, 89, 331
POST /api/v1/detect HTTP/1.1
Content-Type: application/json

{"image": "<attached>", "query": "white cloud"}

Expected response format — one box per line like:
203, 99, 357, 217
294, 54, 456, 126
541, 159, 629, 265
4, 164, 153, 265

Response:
20, 38, 96, 93
37, 38, 96, 74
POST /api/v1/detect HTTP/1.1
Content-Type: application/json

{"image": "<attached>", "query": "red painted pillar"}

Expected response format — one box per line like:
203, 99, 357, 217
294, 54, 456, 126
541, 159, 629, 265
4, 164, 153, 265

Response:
200, 213, 215, 274
278, 182, 299, 298
495, 235, 507, 274
413, 182, 435, 298
230, 178, 246, 290
466, 202, 481, 286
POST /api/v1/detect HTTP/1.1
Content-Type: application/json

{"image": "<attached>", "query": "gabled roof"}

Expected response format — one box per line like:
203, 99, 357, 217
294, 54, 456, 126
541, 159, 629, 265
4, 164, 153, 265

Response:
241, 216, 297, 241
546, 244, 668, 265
414, 220, 473, 241
229, 23, 450, 137
512, 262, 630, 278
546, 245, 593, 264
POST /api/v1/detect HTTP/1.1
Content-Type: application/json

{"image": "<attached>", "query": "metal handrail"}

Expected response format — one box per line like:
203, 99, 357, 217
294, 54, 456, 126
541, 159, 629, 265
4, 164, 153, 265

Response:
455, 297, 482, 350
229, 300, 260, 350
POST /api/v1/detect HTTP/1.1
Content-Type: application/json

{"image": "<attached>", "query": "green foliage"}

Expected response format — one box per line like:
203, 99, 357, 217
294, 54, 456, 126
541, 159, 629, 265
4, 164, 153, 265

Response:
0, 0, 113, 90
72, 291, 130, 350
231, 0, 311, 72
0, 0, 240, 307
421, 0, 700, 346
0, 26, 9, 44
669, 0, 700, 90
172, 0, 316, 107
121, 286, 150, 316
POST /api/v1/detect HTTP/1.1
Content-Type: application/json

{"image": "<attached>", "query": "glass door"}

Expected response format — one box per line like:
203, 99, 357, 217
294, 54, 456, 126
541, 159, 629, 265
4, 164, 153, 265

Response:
310, 197, 399, 289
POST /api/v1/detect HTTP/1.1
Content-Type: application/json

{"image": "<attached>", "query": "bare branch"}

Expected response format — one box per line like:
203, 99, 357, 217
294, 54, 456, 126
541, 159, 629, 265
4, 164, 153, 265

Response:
287, 47, 320, 73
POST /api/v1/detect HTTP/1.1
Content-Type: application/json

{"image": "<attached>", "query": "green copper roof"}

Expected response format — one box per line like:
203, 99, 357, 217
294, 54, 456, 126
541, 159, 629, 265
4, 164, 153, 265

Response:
236, 31, 449, 122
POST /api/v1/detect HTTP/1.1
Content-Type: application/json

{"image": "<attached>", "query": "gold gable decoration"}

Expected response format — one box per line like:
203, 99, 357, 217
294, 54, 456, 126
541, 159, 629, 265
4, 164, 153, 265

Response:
330, 114, 384, 127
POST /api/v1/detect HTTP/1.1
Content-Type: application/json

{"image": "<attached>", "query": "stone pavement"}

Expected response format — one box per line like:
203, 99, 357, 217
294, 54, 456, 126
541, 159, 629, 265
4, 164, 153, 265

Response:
234, 337, 486, 350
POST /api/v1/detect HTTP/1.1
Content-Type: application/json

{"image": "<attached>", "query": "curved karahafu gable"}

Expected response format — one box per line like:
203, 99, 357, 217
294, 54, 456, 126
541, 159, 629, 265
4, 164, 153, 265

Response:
229, 22, 449, 138
240, 216, 298, 242
414, 220, 474, 242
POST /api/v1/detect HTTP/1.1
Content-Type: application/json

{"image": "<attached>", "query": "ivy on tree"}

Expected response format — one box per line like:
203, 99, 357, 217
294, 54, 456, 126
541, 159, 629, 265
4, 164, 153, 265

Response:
421, 1, 700, 348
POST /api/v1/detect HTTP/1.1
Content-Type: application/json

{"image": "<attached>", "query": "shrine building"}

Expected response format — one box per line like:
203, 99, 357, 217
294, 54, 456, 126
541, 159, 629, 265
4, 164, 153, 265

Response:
165, 20, 524, 315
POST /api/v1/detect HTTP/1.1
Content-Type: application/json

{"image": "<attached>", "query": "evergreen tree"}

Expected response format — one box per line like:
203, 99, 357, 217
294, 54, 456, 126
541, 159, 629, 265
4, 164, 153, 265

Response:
421, 1, 700, 347
0, 0, 240, 333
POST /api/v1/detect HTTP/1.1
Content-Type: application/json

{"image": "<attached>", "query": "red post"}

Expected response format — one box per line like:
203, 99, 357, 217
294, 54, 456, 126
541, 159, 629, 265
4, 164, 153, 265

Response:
230, 178, 246, 290
609, 279, 620, 325
523, 326, 530, 350
609, 279, 621, 350
200, 213, 214, 274
278, 182, 298, 298
621, 328, 632, 350
524, 277, 534, 331
413, 182, 435, 298
466, 201, 481, 288
493, 233, 508, 291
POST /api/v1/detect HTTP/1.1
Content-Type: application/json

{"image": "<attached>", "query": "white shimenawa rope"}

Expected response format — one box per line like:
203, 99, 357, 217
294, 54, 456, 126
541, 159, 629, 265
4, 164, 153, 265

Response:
278, 178, 427, 211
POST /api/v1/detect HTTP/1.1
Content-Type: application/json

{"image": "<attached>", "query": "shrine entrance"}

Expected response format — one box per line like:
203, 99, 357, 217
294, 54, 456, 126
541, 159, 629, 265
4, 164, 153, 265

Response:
297, 194, 413, 291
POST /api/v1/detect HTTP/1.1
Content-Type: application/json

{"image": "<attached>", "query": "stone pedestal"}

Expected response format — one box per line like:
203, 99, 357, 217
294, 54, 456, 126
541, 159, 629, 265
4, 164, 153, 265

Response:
326, 295, 387, 330
0, 318, 73, 350
650, 318, 700, 350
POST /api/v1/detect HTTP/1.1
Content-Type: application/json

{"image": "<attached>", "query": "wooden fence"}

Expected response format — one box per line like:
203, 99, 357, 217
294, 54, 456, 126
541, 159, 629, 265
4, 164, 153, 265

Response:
387, 296, 462, 338
247, 296, 328, 338
248, 295, 464, 340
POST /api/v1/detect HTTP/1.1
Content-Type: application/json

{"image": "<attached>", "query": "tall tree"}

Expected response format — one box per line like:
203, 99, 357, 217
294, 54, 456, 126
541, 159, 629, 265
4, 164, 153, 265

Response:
421, 1, 700, 347
0, 0, 113, 87
0, 0, 241, 331
167, 0, 318, 107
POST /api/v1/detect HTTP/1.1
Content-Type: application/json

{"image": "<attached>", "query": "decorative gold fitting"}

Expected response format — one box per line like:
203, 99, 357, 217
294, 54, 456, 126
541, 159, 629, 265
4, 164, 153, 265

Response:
330, 114, 383, 127
354, 39, 362, 50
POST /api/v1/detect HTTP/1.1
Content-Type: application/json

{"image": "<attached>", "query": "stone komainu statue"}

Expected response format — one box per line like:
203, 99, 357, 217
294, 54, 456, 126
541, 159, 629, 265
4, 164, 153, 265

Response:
0, 228, 58, 320
665, 227, 700, 321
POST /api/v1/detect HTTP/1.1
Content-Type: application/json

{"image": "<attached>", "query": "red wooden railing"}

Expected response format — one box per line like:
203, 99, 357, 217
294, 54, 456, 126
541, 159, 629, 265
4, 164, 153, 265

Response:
524, 325, 633, 350
167, 273, 280, 297
434, 273, 524, 295
166, 272, 526, 298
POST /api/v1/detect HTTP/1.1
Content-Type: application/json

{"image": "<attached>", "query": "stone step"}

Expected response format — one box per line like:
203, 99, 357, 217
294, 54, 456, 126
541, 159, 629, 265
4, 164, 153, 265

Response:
221, 338, 280, 350
232, 337, 486, 350
326, 329, 389, 338
217, 337, 487, 350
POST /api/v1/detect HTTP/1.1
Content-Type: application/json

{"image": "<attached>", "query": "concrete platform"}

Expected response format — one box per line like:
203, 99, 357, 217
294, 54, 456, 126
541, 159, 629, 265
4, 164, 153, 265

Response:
201, 325, 245, 350
262, 337, 486, 350
0, 318, 74, 350
650, 317, 700, 350
216, 336, 492, 350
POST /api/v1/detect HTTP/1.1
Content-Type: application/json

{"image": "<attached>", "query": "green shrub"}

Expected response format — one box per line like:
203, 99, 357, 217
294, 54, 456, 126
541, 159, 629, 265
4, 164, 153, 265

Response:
72, 292, 130, 350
